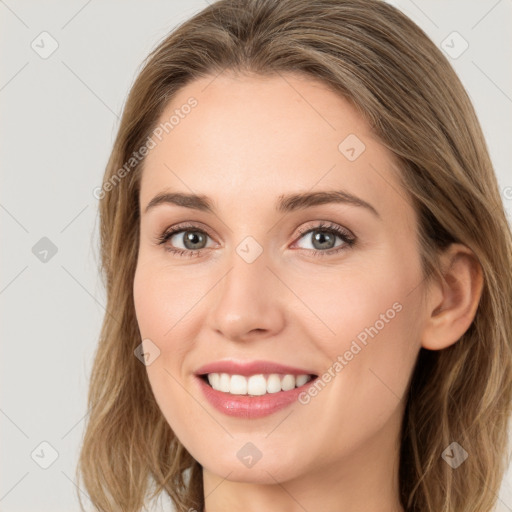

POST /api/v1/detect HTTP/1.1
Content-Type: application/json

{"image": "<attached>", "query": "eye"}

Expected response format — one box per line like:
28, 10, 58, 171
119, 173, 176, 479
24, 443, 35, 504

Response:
293, 221, 355, 256
156, 222, 216, 257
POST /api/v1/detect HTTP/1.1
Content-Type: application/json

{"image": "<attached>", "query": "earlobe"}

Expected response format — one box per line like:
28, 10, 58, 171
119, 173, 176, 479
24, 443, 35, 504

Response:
421, 244, 484, 351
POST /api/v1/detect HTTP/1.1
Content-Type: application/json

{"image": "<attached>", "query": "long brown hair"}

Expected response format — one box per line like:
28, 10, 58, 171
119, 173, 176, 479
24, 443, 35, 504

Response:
77, 1, 512, 510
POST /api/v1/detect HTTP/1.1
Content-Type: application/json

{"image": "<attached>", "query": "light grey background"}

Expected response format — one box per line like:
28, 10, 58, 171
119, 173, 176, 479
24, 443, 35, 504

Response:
1, 1, 511, 511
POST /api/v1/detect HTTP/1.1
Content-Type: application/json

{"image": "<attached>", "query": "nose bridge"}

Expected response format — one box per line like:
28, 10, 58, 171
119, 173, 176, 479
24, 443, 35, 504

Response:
207, 238, 284, 340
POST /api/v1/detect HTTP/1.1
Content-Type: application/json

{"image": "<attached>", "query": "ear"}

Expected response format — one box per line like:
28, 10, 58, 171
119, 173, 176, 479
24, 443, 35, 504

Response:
421, 243, 484, 351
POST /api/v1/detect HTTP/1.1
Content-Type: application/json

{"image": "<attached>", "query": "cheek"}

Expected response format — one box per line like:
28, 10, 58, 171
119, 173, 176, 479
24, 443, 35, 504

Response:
287, 256, 416, 355
132, 260, 197, 401
133, 262, 202, 442
289, 282, 420, 470
289, 251, 422, 413
133, 258, 206, 343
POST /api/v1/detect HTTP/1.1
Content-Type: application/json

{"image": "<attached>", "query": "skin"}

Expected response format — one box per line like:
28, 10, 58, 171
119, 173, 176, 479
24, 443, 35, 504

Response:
133, 71, 483, 512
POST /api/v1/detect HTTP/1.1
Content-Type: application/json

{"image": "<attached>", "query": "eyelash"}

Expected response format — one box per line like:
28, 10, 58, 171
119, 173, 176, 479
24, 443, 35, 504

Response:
155, 221, 356, 258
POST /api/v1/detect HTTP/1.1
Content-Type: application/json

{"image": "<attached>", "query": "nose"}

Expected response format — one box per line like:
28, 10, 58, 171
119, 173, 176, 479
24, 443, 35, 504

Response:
206, 245, 286, 343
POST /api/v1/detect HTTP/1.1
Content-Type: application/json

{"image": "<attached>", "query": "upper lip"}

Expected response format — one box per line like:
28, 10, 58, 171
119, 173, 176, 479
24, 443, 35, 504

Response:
195, 360, 317, 377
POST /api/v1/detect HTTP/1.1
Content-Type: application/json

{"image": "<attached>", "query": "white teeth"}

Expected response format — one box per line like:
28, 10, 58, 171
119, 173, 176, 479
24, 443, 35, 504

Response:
247, 374, 267, 396
281, 374, 296, 391
295, 374, 310, 387
266, 374, 282, 394
207, 373, 219, 389
205, 372, 313, 395
230, 374, 247, 395
219, 373, 230, 392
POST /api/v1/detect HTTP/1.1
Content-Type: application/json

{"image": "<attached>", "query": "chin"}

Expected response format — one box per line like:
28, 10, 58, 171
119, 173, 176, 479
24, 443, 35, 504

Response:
199, 449, 305, 484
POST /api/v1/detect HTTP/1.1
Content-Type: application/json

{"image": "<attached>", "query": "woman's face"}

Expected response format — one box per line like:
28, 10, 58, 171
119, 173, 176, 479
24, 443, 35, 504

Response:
133, 72, 426, 485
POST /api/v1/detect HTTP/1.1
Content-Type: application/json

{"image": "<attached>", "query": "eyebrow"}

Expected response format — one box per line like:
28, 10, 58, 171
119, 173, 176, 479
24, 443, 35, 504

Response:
143, 189, 380, 218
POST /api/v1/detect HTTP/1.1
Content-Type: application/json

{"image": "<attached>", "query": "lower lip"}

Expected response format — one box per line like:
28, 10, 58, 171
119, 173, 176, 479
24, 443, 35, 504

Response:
196, 376, 316, 418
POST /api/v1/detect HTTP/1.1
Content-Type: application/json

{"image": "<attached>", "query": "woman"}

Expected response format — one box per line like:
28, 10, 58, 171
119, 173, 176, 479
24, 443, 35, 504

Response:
77, 0, 512, 511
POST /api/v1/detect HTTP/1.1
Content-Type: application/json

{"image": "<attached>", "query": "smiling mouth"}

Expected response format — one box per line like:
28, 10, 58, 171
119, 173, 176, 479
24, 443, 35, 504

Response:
199, 372, 318, 396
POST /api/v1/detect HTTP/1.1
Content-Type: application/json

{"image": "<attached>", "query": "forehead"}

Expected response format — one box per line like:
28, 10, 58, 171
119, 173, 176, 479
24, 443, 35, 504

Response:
139, 72, 411, 221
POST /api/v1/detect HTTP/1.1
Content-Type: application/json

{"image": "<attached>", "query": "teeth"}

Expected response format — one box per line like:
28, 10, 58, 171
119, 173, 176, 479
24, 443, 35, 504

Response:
266, 374, 281, 394
295, 374, 310, 387
230, 374, 247, 395
247, 374, 267, 396
219, 373, 230, 392
281, 374, 296, 391
206, 373, 313, 395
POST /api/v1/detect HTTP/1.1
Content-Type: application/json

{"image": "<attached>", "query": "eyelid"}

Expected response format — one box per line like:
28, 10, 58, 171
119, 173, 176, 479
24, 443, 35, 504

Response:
157, 221, 217, 242
294, 221, 354, 240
